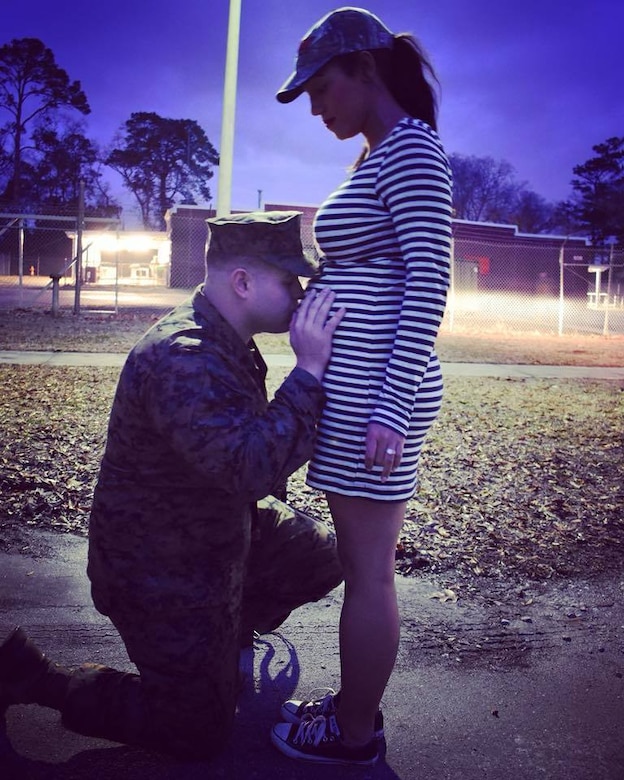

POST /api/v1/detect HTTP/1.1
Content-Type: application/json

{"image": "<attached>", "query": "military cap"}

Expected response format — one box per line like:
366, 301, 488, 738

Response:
276, 7, 394, 104
206, 210, 318, 277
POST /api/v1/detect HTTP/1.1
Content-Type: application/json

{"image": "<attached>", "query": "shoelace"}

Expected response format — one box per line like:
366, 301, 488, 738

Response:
294, 715, 338, 747
302, 687, 337, 715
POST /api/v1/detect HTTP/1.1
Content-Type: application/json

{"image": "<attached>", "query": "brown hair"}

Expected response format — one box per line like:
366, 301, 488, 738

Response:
333, 34, 439, 131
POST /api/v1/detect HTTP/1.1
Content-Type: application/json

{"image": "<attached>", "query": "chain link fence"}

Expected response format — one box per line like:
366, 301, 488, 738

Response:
0, 211, 126, 273
446, 237, 624, 336
1, 208, 623, 336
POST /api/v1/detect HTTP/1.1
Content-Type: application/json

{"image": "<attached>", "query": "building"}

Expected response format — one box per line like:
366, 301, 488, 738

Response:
166, 203, 594, 297
66, 230, 170, 285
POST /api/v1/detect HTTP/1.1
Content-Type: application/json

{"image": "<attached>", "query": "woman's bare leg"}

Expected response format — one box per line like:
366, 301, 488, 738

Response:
327, 492, 406, 746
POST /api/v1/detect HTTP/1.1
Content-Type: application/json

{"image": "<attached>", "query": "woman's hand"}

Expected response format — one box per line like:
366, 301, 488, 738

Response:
365, 421, 405, 482
290, 288, 345, 382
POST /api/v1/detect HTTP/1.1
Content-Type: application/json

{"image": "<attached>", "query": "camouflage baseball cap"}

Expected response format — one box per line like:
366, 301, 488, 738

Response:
276, 7, 394, 104
206, 211, 318, 277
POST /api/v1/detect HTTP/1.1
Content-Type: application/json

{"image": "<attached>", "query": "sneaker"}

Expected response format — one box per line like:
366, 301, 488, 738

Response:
281, 688, 384, 739
271, 714, 378, 766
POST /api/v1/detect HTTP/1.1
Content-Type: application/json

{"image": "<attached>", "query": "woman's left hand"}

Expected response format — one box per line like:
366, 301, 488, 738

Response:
364, 422, 405, 482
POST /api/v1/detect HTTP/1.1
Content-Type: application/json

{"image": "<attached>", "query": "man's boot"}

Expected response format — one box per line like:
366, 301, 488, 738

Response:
0, 626, 71, 710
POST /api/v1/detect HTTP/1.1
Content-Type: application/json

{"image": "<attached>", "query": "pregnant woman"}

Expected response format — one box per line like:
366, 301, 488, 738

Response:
271, 7, 453, 766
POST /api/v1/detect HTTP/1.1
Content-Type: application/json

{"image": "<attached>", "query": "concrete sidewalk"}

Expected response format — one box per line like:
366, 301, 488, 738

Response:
1, 531, 623, 779
1, 349, 623, 380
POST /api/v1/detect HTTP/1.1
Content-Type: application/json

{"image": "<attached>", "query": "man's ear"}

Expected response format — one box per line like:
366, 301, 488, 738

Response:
230, 267, 252, 299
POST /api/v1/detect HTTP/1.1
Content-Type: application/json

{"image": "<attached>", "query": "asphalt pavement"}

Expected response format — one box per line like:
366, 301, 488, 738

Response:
1, 531, 623, 780
1, 352, 623, 779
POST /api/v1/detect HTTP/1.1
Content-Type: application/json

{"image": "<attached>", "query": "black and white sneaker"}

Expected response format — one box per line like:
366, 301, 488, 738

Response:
281, 688, 384, 739
271, 714, 378, 766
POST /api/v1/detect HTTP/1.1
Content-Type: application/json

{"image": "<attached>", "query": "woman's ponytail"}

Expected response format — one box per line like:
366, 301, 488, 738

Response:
332, 35, 439, 130
374, 34, 439, 131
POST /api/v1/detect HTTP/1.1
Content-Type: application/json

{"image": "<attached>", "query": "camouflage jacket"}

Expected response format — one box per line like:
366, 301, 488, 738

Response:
87, 287, 325, 613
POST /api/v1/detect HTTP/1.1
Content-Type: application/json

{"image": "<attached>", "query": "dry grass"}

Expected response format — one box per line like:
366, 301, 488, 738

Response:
1, 308, 624, 366
1, 361, 622, 584
436, 331, 624, 367
1, 307, 622, 584
279, 373, 624, 583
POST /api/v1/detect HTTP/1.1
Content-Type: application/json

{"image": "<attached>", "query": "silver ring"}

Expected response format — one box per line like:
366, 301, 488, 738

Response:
385, 448, 396, 455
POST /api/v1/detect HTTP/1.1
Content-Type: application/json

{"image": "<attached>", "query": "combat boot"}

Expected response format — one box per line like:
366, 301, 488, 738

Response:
0, 626, 71, 709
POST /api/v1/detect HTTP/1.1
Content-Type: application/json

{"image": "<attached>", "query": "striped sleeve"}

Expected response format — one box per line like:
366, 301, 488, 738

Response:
370, 122, 452, 435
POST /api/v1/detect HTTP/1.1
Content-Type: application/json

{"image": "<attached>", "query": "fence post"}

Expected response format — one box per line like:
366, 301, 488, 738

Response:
114, 229, 120, 315
447, 237, 455, 332
73, 180, 85, 315
18, 218, 24, 307
603, 242, 615, 336
50, 273, 62, 317
557, 240, 566, 336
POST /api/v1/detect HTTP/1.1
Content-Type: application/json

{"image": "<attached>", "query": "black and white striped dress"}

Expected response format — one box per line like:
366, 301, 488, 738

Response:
305, 117, 452, 501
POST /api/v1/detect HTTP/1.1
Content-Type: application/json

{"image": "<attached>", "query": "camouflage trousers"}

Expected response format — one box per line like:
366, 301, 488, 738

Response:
60, 497, 342, 759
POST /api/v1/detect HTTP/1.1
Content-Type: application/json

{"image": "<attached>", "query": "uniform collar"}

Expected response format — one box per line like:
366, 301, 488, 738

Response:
192, 286, 267, 388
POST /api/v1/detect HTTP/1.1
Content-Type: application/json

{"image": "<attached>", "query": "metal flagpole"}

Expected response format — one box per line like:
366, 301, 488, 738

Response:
216, 0, 242, 217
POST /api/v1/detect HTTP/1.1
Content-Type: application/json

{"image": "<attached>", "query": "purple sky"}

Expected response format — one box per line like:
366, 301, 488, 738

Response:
3, 0, 623, 224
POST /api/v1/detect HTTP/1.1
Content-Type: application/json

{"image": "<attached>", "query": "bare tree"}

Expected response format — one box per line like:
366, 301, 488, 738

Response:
450, 153, 556, 233
449, 154, 518, 222
512, 190, 555, 234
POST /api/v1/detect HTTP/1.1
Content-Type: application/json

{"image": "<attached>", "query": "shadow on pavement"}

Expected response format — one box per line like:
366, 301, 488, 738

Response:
1, 630, 402, 780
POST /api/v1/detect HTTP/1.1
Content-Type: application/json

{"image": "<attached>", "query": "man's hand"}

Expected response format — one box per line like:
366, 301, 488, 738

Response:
290, 288, 345, 382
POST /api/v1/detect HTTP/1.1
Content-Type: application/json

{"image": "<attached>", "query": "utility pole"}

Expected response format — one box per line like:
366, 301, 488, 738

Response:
73, 180, 85, 315
17, 218, 24, 307
216, 0, 241, 217
603, 241, 615, 337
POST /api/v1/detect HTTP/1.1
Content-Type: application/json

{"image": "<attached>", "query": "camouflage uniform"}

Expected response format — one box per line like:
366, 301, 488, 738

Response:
59, 287, 342, 759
